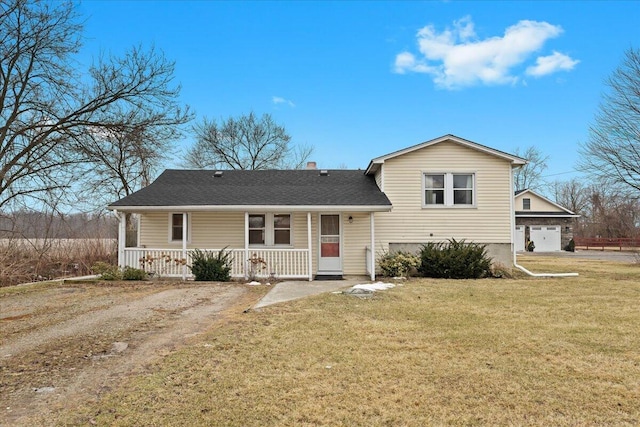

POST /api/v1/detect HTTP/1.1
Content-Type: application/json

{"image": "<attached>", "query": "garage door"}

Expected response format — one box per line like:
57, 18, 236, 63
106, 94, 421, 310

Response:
515, 225, 525, 251
530, 225, 561, 252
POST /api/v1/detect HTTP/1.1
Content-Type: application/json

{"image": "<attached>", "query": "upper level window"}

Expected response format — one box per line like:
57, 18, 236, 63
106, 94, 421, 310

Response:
170, 213, 189, 242
424, 173, 475, 207
523, 198, 531, 210
249, 213, 291, 246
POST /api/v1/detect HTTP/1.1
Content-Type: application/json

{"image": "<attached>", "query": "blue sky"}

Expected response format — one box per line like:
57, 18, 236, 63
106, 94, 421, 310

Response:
78, 1, 639, 184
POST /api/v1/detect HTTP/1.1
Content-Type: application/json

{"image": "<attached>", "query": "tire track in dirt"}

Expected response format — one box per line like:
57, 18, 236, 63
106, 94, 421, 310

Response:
0, 282, 261, 426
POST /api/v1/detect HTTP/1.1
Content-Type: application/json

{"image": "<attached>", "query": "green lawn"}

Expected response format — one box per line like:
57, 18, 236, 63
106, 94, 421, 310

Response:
55, 256, 640, 426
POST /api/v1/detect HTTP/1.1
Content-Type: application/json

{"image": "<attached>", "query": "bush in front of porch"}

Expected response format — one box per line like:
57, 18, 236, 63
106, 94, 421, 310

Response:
189, 248, 233, 282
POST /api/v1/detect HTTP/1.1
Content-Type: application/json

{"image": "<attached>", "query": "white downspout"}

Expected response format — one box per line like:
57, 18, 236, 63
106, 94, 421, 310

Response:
510, 164, 578, 277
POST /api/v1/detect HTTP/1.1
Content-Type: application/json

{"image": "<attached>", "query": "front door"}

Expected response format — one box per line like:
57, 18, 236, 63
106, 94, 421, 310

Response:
318, 214, 342, 274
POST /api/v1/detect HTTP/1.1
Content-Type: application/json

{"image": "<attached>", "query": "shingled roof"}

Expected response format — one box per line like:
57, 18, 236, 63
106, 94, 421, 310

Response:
108, 169, 392, 211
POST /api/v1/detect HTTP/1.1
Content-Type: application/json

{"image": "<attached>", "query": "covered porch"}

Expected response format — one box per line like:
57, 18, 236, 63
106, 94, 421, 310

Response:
115, 210, 379, 281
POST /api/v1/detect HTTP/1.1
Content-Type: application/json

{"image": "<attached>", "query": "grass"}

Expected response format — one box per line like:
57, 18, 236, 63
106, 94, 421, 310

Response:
52, 256, 640, 426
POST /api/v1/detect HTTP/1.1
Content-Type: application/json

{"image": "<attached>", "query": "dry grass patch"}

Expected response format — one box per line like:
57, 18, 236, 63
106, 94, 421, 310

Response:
53, 257, 640, 426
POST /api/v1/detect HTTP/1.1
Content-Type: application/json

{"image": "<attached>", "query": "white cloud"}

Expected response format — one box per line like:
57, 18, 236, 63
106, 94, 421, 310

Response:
394, 16, 578, 89
272, 96, 295, 107
526, 51, 580, 77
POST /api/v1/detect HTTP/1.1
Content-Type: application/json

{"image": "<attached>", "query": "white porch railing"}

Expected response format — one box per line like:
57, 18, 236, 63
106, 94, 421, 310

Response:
124, 247, 310, 279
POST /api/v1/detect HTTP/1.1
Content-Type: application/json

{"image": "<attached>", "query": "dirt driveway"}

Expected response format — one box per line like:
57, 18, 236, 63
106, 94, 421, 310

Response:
0, 280, 264, 426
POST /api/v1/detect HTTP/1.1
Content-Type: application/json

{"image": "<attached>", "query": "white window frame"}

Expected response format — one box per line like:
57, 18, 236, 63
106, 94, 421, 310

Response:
248, 213, 293, 247
168, 213, 191, 243
422, 172, 476, 208
523, 198, 531, 210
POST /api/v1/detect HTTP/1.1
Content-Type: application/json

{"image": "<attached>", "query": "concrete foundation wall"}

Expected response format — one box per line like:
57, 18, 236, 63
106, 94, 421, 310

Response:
389, 242, 513, 267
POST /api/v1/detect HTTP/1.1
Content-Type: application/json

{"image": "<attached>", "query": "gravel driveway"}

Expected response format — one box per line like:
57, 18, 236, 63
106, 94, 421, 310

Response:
0, 280, 261, 426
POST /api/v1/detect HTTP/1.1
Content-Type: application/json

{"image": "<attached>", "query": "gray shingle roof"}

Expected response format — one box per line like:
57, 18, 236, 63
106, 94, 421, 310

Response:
109, 169, 392, 209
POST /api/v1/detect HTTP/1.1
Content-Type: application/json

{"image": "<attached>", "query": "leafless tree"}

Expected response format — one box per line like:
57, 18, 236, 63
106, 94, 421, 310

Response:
583, 185, 640, 238
579, 47, 640, 193
512, 146, 550, 192
185, 112, 313, 170
0, 0, 190, 211
551, 178, 589, 215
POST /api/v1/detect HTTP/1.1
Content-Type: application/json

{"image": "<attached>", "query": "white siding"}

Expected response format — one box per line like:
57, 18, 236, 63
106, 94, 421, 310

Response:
375, 141, 514, 248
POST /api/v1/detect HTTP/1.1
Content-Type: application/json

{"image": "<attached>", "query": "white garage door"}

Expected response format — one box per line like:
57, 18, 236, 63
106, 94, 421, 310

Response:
530, 225, 561, 252
515, 225, 525, 251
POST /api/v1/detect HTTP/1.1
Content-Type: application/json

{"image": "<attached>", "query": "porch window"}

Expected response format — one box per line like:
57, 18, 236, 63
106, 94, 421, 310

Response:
248, 213, 291, 246
273, 214, 291, 245
423, 172, 475, 207
249, 214, 266, 245
170, 213, 189, 242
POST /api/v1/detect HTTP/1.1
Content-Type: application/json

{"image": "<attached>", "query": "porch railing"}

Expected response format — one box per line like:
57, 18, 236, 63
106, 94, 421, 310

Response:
124, 247, 310, 279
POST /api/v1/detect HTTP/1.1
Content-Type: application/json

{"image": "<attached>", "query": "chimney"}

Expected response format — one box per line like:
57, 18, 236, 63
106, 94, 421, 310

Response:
306, 161, 317, 170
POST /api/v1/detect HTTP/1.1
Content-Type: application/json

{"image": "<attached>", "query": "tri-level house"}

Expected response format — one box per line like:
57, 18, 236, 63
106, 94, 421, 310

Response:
108, 135, 527, 280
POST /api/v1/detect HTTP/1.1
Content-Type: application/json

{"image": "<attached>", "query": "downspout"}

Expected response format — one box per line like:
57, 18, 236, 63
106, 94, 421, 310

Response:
510, 164, 578, 277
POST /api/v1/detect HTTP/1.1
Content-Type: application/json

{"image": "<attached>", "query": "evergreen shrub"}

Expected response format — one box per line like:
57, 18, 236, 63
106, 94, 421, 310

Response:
418, 238, 492, 279
189, 248, 233, 281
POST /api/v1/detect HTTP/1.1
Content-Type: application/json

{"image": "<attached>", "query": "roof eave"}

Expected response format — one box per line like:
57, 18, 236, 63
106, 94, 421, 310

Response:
108, 204, 393, 213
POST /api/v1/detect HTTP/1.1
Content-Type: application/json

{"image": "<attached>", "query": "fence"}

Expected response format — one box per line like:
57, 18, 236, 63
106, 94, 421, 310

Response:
573, 237, 640, 250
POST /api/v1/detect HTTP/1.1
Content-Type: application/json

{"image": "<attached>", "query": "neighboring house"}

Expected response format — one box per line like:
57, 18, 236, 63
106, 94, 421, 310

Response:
108, 134, 526, 280
514, 189, 580, 252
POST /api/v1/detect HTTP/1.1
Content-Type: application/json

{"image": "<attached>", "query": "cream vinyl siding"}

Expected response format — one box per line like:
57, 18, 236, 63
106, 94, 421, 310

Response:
515, 193, 564, 212
140, 211, 315, 249
342, 212, 371, 275
374, 167, 383, 190
139, 212, 245, 248
375, 141, 513, 246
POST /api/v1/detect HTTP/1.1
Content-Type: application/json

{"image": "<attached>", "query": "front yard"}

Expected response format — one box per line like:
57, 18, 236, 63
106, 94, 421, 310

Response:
13, 256, 640, 426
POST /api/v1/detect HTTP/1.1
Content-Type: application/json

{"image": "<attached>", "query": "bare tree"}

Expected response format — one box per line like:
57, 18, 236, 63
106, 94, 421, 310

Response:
185, 112, 313, 170
551, 178, 589, 215
0, 0, 190, 211
584, 184, 640, 238
512, 146, 550, 192
579, 47, 640, 193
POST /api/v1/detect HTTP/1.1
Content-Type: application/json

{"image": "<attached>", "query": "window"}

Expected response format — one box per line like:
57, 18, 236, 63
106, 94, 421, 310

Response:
170, 213, 189, 242
273, 214, 291, 245
424, 174, 445, 205
523, 198, 531, 210
249, 213, 291, 246
423, 173, 475, 207
249, 214, 266, 245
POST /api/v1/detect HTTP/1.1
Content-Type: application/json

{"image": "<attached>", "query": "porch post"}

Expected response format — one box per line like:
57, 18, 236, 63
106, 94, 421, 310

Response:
244, 212, 249, 279
370, 212, 375, 281
307, 212, 313, 281
117, 210, 126, 268
182, 212, 187, 280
